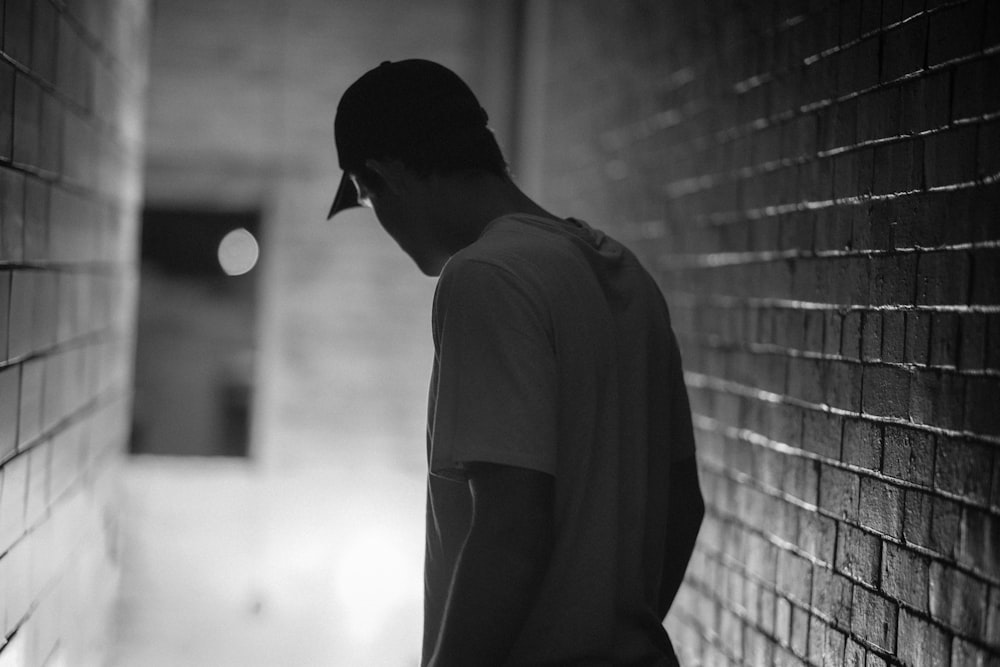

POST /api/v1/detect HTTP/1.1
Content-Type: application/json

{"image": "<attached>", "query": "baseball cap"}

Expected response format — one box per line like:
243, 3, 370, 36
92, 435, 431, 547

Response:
327, 59, 489, 219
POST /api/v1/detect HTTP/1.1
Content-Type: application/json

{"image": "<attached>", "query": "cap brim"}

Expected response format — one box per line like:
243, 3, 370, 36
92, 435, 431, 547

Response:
326, 171, 360, 220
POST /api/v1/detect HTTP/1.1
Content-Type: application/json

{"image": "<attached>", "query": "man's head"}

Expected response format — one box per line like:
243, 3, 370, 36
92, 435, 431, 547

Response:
328, 59, 508, 220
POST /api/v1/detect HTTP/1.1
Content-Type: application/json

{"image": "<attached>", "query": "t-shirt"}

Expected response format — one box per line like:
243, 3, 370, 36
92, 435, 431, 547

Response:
422, 213, 696, 666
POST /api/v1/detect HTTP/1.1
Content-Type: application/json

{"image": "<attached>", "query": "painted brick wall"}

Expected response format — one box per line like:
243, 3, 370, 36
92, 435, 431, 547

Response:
0, 0, 148, 665
536, 1, 999, 665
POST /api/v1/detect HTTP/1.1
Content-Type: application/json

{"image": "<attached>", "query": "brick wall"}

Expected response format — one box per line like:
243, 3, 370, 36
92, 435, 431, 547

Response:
536, 1, 999, 665
0, 1, 149, 665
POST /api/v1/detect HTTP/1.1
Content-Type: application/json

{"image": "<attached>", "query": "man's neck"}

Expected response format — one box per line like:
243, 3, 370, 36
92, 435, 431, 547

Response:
433, 173, 561, 254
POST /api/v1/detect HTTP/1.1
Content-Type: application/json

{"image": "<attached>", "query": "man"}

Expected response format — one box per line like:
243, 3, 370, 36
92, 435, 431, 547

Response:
328, 59, 703, 667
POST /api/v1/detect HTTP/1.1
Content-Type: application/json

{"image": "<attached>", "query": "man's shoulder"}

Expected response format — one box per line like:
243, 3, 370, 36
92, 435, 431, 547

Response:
451, 216, 584, 274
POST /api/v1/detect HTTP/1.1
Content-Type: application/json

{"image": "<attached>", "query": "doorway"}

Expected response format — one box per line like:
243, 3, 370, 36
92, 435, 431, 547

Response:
130, 208, 261, 457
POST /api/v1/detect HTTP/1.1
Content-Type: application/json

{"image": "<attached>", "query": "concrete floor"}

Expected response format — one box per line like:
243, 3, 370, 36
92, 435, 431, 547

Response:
109, 456, 426, 666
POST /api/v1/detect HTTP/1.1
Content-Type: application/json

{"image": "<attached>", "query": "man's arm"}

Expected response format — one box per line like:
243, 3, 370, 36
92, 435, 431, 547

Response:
658, 456, 704, 620
428, 462, 554, 667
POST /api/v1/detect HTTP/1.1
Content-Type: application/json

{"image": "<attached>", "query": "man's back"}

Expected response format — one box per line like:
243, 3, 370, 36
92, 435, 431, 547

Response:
425, 214, 697, 665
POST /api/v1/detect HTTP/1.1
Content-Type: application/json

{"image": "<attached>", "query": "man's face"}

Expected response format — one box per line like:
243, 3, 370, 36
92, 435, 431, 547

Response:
351, 171, 445, 276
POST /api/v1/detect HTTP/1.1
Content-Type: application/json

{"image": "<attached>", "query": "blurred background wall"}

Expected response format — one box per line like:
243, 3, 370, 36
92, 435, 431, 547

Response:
1, 1, 999, 666
0, 0, 149, 665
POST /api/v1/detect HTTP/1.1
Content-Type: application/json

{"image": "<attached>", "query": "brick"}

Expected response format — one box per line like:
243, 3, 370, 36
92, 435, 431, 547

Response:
841, 310, 862, 359
38, 92, 62, 174
783, 456, 819, 506
930, 495, 962, 558
979, 120, 1000, 178
808, 614, 827, 664
23, 440, 49, 527
760, 587, 777, 635
881, 541, 929, 612
928, 312, 960, 367
775, 595, 792, 645
929, 562, 987, 638
958, 507, 999, 580
804, 310, 824, 352
32, 270, 57, 351
823, 310, 842, 355
838, 37, 880, 94
30, 0, 58, 85
836, 523, 880, 585
799, 510, 837, 564
823, 627, 846, 667
777, 549, 812, 605
858, 478, 903, 538
953, 53, 1000, 120
0, 271, 8, 361
910, 369, 965, 430
927, 0, 986, 67
12, 73, 41, 168
843, 638, 865, 667
994, 456, 1000, 512
3, 537, 30, 631
790, 605, 809, 658
842, 418, 881, 469
3, 0, 32, 65
882, 15, 928, 81
970, 248, 1000, 305
744, 628, 773, 666
17, 358, 43, 447
965, 376, 1000, 437
774, 309, 806, 349
813, 565, 854, 627
916, 250, 970, 305
882, 0, 904, 26
882, 426, 934, 486
873, 139, 924, 195
904, 312, 930, 365
23, 176, 48, 261
820, 464, 859, 519
988, 586, 1000, 646
900, 70, 951, 134
0, 365, 18, 459
851, 585, 898, 653
989, 314, 1000, 371
925, 126, 978, 187
0, 61, 13, 160
788, 357, 825, 404
826, 360, 862, 412
8, 270, 34, 360
861, 365, 910, 418
857, 87, 902, 143
897, 608, 952, 667
0, 452, 27, 552
934, 436, 993, 504
861, 310, 882, 360
952, 638, 993, 667
0, 167, 25, 262
881, 311, 905, 363
869, 254, 917, 306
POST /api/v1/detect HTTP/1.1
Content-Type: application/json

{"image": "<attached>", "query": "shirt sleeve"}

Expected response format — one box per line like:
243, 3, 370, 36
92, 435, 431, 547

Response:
428, 258, 558, 480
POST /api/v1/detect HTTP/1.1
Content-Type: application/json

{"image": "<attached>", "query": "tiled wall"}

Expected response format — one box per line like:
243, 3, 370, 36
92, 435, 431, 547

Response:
537, 1, 999, 665
0, 0, 148, 664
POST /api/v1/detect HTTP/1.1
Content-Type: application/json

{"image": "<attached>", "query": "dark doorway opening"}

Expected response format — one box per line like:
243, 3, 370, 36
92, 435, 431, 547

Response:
130, 208, 261, 457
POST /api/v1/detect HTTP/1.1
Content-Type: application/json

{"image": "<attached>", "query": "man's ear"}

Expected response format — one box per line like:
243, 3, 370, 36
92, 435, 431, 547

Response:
364, 158, 408, 195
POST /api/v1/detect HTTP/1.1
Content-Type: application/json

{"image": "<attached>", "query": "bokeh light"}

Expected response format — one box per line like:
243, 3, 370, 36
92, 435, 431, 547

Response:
217, 228, 259, 276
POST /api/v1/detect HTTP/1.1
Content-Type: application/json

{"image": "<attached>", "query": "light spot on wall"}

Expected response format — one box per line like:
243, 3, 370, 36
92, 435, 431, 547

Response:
218, 227, 260, 276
